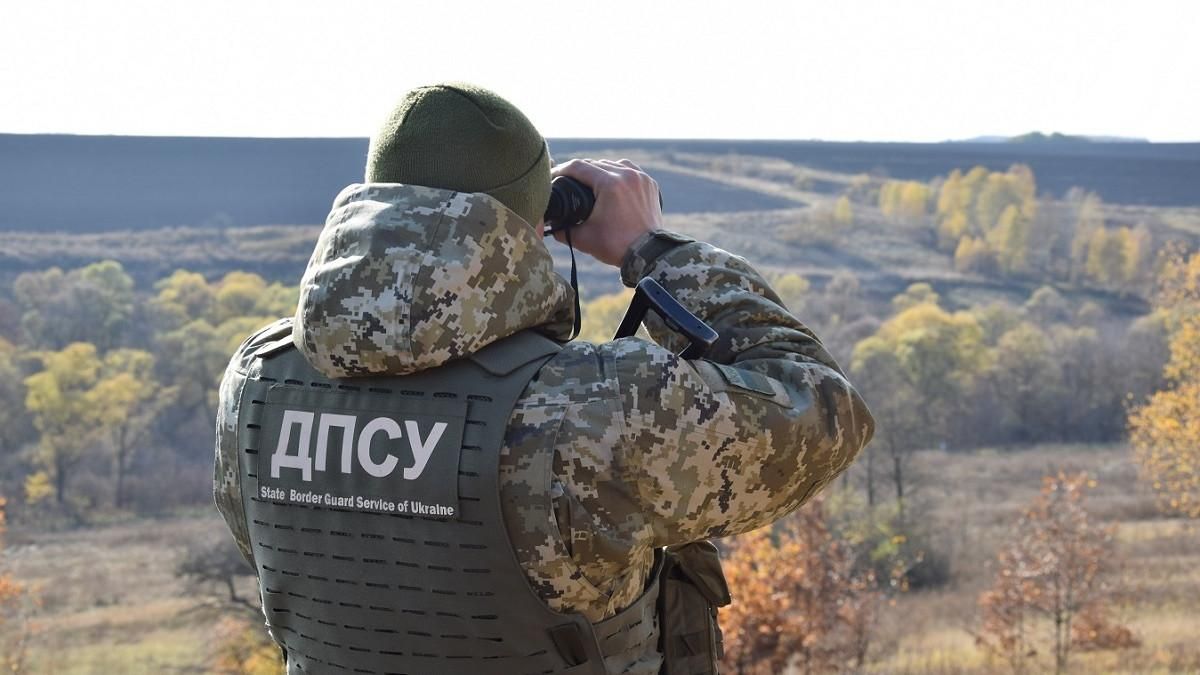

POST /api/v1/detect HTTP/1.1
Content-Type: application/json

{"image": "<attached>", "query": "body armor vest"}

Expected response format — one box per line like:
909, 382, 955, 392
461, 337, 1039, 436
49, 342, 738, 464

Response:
236, 330, 660, 674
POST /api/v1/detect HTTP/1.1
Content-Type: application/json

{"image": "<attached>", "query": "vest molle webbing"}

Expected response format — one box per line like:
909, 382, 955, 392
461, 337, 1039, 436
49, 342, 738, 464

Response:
236, 329, 660, 674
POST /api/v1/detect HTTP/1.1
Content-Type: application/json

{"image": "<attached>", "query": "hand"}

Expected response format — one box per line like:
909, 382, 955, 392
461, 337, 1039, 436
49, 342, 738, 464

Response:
549, 158, 662, 267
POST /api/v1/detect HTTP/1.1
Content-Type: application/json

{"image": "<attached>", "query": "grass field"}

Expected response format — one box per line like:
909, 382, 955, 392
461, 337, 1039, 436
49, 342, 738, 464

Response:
853, 444, 1200, 674
2, 444, 1197, 674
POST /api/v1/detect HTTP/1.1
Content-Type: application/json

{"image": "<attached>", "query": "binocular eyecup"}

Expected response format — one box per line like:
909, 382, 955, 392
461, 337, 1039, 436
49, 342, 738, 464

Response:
543, 176, 595, 237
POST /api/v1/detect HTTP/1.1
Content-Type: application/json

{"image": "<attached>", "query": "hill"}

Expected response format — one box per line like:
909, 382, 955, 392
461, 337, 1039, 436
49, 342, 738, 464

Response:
2, 135, 1199, 234
3, 140, 1195, 320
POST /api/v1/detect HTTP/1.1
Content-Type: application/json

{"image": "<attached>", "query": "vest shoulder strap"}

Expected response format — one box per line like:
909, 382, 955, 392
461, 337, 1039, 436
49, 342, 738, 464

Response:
469, 331, 563, 376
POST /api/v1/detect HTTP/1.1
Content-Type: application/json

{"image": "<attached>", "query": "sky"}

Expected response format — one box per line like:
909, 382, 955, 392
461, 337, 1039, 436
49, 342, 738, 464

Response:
1, 0, 1197, 142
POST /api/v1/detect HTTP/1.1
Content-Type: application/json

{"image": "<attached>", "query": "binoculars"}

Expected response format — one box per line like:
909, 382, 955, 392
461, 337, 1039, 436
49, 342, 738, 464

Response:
542, 176, 664, 238
542, 176, 595, 237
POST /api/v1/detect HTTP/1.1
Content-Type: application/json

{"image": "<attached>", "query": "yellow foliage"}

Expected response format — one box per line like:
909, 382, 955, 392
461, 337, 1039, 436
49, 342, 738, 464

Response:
23, 344, 163, 507
851, 298, 986, 447
937, 210, 968, 251
23, 472, 52, 505
152, 269, 216, 329
577, 289, 634, 344
867, 302, 986, 374
889, 282, 939, 313
1070, 191, 1106, 277
880, 180, 931, 223
773, 273, 810, 314
211, 272, 297, 326
954, 235, 996, 275
1084, 226, 1132, 287
720, 500, 878, 674
1130, 250, 1200, 519
833, 195, 854, 226
211, 617, 284, 675
24, 343, 106, 504
936, 169, 966, 217
987, 204, 1031, 274
936, 165, 1038, 268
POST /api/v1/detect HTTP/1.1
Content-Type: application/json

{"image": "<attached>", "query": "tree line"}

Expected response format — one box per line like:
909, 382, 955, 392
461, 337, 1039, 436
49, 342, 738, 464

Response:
580, 267, 1171, 522
0, 241, 1180, 530
0, 262, 297, 520
873, 165, 1159, 294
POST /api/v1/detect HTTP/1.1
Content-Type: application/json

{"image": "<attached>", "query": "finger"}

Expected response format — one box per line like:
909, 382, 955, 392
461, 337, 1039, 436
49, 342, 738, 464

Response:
551, 158, 615, 188
598, 160, 656, 193
597, 159, 638, 174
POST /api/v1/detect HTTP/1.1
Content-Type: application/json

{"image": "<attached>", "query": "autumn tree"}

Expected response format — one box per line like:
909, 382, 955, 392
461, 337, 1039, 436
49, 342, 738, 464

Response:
1130, 248, 1200, 518
833, 195, 854, 227
969, 301, 1023, 345
937, 166, 1037, 262
976, 472, 1130, 674
1121, 310, 1170, 404
0, 339, 34, 458
954, 235, 998, 275
851, 287, 986, 513
879, 180, 932, 227
90, 349, 175, 508
211, 617, 284, 675
1068, 191, 1105, 282
12, 261, 136, 352
772, 272, 810, 315
719, 500, 879, 674
0, 497, 33, 672
1022, 286, 1071, 325
577, 289, 635, 344
23, 343, 106, 506
150, 269, 217, 331
984, 323, 1062, 444
151, 270, 297, 444
155, 319, 229, 420
988, 204, 1032, 274
177, 535, 257, 613
1083, 226, 1132, 288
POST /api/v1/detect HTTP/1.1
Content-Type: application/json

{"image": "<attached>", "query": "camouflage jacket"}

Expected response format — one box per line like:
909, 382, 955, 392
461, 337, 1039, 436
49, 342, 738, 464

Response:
215, 184, 873, 634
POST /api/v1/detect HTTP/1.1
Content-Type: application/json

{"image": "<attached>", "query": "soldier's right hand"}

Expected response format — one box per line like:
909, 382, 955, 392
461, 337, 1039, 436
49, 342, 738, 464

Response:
550, 158, 663, 267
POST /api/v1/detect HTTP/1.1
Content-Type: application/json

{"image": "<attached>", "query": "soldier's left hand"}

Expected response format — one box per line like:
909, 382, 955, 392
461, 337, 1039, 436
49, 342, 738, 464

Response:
549, 158, 662, 267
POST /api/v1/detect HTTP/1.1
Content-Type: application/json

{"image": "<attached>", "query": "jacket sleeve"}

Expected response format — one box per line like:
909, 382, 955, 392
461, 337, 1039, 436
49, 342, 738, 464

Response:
602, 231, 874, 545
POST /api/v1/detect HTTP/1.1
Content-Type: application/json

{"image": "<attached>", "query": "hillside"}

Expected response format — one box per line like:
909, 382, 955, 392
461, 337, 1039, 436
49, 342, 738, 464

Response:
2, 135, 1199, 234
3, 140, 1195, 317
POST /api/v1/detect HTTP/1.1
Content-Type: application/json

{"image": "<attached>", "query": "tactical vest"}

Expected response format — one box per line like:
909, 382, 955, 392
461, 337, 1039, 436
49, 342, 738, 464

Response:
235, 330, 663, 674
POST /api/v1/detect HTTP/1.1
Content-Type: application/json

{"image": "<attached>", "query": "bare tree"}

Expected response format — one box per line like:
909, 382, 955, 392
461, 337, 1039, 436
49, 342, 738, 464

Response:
975, 472, 1134, 674
176, 536, 258, 614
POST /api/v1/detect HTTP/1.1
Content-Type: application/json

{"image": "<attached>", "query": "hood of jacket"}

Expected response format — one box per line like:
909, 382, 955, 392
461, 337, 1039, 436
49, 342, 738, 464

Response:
293, 183, 575, 378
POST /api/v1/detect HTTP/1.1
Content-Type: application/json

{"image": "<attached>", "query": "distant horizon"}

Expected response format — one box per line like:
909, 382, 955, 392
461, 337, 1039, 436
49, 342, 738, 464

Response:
1, 131, 1191, 144
4, 134, 1198, 238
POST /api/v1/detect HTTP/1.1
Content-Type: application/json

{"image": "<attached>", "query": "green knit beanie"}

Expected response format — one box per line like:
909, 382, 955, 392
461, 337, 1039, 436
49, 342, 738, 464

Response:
365, 82, 551, 228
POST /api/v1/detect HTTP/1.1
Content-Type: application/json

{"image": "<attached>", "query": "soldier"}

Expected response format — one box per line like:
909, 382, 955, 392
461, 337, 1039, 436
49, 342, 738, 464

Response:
214, 82, 874, 674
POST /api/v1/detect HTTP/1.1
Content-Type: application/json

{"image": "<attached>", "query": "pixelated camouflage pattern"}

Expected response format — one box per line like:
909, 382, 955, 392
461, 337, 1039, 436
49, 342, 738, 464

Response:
497, 234, 873, 627
215, 185, 874, 658
213, 318, 292, 568
293, 184, 575, 377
